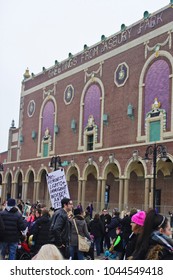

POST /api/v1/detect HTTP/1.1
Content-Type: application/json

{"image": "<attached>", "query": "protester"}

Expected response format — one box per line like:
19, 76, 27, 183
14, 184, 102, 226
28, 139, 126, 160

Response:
17, 199, 24, 214
69, 208, 91, 260
100, 209, 111, 252
77, 202, 83, 213
0, 212, 5, 259
28, 208, 42, 235
49, 197, 73, 259
89, 213, 104, 257
84, 209, 91, 231
104, 225, 124, 260
130, 209, 173, 260
30, 209, 51, 256
105, 209, 121, 249
124, 210, 146, 259
86, 203, 94, 219
32, 244, 64, 260
0, 198, 27, 260
121, 208, 137, 249
159, 216, 172, 237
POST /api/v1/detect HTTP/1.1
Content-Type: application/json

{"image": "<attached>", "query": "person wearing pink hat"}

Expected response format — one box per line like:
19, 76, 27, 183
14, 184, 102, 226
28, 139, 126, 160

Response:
123, 211, 146, 259
130, 209, 173, 260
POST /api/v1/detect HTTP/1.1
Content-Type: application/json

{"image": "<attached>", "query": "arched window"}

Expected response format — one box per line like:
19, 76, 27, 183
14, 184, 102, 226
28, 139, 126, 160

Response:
83, 84, 101, 150
144, 59, 170, 141
137, 53, 173, 143
41, 100, 55, 157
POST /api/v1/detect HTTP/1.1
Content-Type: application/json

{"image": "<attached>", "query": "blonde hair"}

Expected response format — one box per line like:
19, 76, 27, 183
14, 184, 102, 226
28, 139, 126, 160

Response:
32, 244, 64, 260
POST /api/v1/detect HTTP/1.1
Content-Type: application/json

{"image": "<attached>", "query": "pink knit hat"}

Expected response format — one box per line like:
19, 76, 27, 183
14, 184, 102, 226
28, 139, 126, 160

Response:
131, 211, 146, 226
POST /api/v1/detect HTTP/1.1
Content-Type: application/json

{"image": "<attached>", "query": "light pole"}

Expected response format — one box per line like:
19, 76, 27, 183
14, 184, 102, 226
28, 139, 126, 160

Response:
49, 156, 62, 171
143, 143, 167, 210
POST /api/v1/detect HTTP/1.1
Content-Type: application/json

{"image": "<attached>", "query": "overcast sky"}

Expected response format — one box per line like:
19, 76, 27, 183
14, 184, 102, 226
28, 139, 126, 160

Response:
0, 0, 169, 152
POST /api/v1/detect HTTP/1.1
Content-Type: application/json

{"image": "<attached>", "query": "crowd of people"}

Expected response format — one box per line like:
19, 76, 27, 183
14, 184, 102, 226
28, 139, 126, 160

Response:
0, 197, 173, 260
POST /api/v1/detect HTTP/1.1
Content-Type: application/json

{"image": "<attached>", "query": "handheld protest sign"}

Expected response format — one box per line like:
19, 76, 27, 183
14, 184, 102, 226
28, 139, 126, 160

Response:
47, 169, 70, 209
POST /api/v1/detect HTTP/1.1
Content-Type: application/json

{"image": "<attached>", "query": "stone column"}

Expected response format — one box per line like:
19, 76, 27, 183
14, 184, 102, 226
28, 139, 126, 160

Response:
22, 182, 27, 202
96, 179, 101, 212
118, 179, 124, 212
34, 181, 40, 202
1, 182, 6, 202
81, 180, 86, 208
77, 180, 82, 204
144, 178, 150, 211
101, 179, 106, 211
11, 182, 15, 198
124, 179, 129, 210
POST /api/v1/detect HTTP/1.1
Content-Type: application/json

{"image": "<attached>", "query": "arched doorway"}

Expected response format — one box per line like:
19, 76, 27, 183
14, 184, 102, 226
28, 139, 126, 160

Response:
16, 172, 23, 199
39, 169, 48, 204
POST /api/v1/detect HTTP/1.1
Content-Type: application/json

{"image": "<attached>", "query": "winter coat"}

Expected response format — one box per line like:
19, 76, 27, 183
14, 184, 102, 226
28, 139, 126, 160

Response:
100, 213, 111, 233
0, 213, 5, 240
124, 232, 139, 259
132, 231, 173, 260
49, 208, 70, 247
31, 214, 51, 253
121, 215, 133, 245
106, 216, 121, 239
70, 215, 91, 246
0, 207, 27, 243
146, 232, 173, 260
89, 218, 104, 238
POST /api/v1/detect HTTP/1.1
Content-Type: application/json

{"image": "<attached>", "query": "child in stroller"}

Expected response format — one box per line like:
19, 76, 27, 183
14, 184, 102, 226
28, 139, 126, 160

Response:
16, 234, 31, 260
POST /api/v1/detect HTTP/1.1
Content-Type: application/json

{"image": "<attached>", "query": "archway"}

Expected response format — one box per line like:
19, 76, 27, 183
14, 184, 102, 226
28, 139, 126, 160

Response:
39, 169, 48, 203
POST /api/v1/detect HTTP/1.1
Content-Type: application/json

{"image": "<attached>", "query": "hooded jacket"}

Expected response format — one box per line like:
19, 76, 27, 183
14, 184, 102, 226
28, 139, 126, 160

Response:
70, 214, 91, 246
146, 231, 173, 260
0, 206, 27, 243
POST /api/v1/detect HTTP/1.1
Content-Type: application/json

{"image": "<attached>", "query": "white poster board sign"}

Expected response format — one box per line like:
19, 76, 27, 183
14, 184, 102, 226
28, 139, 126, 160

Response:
47, 169, 70, 210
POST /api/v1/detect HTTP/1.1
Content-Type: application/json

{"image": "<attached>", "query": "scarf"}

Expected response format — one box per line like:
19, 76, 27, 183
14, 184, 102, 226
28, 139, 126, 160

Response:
151, 231, 173, 253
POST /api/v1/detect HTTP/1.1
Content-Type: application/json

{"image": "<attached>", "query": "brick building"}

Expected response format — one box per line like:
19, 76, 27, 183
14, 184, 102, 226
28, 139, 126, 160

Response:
0, 3, 173, 214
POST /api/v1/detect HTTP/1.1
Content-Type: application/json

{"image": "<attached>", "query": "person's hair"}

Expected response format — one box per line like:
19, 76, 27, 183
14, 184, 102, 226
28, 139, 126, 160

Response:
132, 209, 168, 259
42, 208, 50, 217
35, 208, 42, 215
61, 197, 71, 208
130, 208, 138, 217
32, 244, 64, 260
94, 213, 100, 220
112, 208, 120, 217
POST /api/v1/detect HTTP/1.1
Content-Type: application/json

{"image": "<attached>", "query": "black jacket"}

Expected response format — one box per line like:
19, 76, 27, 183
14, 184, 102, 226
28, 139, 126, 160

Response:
106, 216, 121, 239
31, 214, 51, 253
132, 232, 173, 260
89, 218, 104, 238
49, 208, 70, 247
0, 207, 27, 243
124, 232, 139, 259
0, 213, 5, 240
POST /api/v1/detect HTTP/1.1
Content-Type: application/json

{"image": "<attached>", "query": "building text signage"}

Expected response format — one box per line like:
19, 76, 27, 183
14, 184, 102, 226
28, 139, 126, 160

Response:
48, 12, 163, 79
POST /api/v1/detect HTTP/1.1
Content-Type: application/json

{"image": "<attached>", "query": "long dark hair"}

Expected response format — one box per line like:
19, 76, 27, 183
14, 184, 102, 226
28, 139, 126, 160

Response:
132, 209, 167, 259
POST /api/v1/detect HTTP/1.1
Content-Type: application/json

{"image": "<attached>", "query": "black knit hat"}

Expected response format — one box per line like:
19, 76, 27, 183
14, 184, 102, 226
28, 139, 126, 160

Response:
7, 198, 16, 207
74, 208, 81, 216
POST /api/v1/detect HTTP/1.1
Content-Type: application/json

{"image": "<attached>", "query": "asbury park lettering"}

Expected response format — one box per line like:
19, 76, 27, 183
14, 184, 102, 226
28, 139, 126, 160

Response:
48, 12, 163, 78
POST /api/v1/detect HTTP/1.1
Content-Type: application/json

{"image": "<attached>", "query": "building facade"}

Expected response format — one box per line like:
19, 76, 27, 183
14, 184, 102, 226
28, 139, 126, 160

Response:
0, 3, 173, 214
